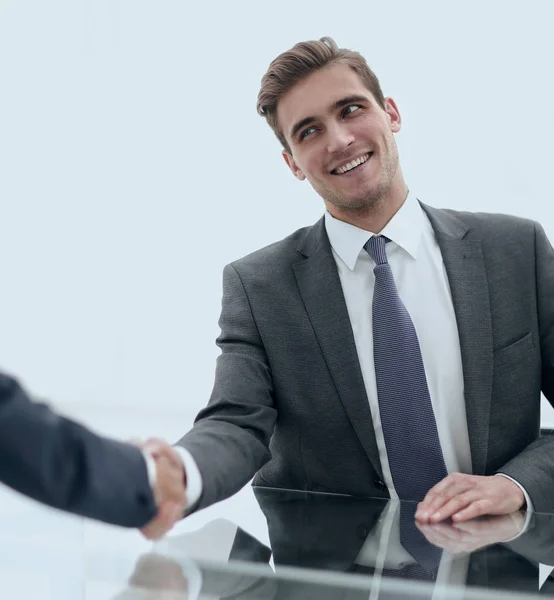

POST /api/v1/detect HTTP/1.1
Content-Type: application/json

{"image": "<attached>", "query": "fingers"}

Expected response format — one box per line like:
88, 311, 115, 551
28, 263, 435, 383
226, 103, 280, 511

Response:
141, 449, 188, 540
143, 438, 183, 467
450, 511, 525, 540
417, 521, 465, 544
153, 454, 187, 506
133, 437, 188, 540
430, 490, 486, 523
423, 473, 462, 496
142, 437, 170, 453
416, 473, 526, 524
416, 486, 468, 522
416, 507, 527, 553
129, 437, 181, 460
450, 478, 525, 523
450, 499, 493, 523
132, 437, 184, 469
416, 473, 474, 522
446, 518, 491, 534
416, 522, 472, 555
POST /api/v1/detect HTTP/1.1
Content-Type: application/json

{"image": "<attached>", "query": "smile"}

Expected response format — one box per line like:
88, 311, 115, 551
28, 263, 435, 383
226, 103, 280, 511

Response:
331, 152, 373, 175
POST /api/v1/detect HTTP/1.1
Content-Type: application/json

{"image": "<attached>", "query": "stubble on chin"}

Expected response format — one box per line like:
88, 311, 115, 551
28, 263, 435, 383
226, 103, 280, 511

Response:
323, 149, 400, 221
323, 184, 389, 219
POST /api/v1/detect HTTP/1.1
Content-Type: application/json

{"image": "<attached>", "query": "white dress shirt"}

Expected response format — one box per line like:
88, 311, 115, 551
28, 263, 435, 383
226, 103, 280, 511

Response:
143, 448, 202, 509
141, 450, 157, 487
324, 191, 531, 510
141, 449, 197, 500
177, 190, 531, 511
325, 190, 471, 496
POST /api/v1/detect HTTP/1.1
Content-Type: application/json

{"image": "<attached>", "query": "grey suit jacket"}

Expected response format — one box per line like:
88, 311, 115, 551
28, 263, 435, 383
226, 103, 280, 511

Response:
177, 203, 554, 513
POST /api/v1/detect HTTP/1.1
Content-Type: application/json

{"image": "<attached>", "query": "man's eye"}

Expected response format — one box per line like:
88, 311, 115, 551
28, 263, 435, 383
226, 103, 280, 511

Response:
343, 104, 361, 116
300, 127, 316, 140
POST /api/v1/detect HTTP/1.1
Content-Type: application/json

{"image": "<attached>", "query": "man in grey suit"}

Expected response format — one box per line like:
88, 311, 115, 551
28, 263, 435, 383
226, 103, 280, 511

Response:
168, 36, 554, 531
0, 372, 186, 539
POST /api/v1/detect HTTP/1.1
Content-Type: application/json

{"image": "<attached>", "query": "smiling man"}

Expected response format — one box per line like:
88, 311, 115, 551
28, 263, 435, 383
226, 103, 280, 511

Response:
279, 70, 404, 233
173, 37, 554, 531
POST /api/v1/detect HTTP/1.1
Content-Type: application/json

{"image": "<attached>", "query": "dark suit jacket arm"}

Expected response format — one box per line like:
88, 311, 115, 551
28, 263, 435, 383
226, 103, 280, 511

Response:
504, 513, 554, 566
177, 263, 277, 512
0, 374, 157, 527
495, 222, 554, 513
536, 221, 554, 400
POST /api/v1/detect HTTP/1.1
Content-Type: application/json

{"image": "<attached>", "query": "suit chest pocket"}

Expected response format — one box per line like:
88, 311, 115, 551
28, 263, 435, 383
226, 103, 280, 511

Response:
493, 332, 535, 370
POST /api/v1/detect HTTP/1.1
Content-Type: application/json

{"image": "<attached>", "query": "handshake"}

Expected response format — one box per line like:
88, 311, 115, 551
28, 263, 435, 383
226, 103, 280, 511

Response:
135, 438, 189, 541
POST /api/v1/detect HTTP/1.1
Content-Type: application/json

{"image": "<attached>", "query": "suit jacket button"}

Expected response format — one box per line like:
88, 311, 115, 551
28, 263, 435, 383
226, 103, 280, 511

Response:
373, 479, 386, 490
357, 524, 370, 539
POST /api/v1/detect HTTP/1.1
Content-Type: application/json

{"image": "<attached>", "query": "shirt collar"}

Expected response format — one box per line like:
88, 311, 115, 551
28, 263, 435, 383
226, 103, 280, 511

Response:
324, 190, 425, 270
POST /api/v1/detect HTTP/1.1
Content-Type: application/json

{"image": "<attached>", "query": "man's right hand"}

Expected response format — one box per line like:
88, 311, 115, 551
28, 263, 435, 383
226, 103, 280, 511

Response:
140, 440, 188, 540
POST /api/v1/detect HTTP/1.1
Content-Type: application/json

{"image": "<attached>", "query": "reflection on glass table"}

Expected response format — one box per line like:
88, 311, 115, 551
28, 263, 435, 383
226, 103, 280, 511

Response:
112, 486, 554, 599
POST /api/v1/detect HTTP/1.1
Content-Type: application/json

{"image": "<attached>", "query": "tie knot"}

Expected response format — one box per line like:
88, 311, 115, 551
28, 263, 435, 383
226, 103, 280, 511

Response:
364, 235, 389, 265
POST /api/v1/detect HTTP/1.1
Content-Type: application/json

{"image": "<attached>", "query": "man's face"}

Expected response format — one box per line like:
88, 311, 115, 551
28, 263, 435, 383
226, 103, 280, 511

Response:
277, 63, 403, 214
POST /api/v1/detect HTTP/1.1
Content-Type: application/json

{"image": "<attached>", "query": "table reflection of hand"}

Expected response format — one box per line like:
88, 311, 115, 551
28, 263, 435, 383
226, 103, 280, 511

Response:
416, 512, 526, 556
117, 553, 189, 599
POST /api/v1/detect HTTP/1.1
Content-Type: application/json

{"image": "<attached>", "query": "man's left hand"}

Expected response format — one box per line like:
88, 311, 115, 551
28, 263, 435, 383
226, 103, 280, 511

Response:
415, 473, 525, 524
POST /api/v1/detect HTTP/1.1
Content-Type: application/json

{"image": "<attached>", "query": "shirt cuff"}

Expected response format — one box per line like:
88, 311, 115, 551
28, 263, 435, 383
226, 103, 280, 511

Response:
141, 449, 157, 490
173, 446, 203, 510
495, 473, 534, 540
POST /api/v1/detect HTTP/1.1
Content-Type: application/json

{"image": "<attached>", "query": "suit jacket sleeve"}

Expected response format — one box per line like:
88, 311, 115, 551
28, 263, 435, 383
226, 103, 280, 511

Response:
504, 513, 554, 566
0, 373, 157, 527
497, 221, 554, 513
176, 263, 277, 512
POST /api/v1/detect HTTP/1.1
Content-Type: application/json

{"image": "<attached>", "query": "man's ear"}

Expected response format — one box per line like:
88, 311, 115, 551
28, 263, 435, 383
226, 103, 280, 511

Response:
384, 97, 402, 133
282, 150, 306, 181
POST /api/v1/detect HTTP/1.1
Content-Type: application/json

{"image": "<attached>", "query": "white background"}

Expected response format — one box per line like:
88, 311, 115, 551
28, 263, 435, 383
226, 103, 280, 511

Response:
1, 0, 553, 429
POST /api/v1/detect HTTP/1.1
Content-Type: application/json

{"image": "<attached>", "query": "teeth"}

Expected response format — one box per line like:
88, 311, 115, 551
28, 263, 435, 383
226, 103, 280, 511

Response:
335, 153, 370, 174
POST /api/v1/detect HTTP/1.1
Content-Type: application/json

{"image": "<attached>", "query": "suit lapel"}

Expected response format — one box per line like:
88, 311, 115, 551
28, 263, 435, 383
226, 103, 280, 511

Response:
293, 203, 494, 480
293, 218, 384, 482
421, 204, 493, 475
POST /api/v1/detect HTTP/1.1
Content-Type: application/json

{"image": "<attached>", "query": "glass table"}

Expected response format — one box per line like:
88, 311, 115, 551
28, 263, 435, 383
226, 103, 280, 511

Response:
2, 483, 554, 599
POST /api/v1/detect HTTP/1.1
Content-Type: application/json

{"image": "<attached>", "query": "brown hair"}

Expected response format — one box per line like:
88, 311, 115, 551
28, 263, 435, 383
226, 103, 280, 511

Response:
257, 36, 386, 154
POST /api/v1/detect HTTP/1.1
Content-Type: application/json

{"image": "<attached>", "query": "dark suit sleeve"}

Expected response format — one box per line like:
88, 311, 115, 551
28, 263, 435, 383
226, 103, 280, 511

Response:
497, 222, 554, 512
176, 264, 277, 512
0, 373, 157, 527
535, 222, 554, 402
504, 513, 554, 566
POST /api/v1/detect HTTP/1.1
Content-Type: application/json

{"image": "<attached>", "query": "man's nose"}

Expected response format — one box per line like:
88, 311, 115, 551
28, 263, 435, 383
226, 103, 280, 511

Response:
326, 124, 355, 154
